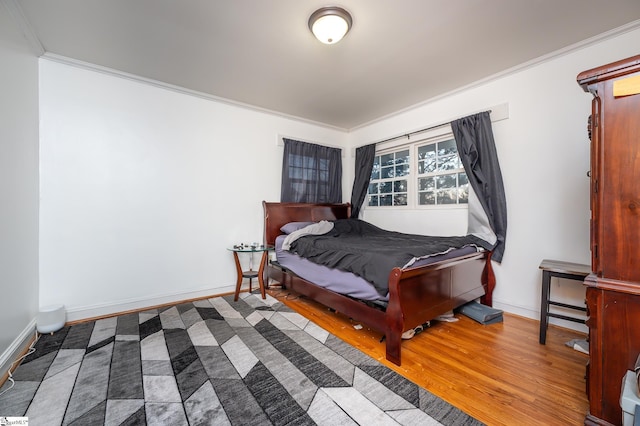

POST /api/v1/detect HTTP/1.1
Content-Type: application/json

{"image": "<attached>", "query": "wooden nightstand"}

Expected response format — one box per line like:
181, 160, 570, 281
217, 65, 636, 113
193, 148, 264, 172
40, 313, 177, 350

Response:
228, 245, 274, 301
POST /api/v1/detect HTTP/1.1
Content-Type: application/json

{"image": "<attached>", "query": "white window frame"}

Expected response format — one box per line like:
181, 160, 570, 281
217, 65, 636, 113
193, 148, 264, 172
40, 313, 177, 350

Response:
366, 125, 469, 210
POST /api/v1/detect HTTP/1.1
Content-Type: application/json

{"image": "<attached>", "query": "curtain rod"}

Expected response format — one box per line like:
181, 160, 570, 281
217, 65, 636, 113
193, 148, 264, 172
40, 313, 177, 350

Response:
375, 109, 492, 146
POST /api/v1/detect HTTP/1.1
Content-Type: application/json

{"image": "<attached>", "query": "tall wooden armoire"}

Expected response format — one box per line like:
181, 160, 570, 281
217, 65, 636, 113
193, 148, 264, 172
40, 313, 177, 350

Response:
577, 55, 640, 426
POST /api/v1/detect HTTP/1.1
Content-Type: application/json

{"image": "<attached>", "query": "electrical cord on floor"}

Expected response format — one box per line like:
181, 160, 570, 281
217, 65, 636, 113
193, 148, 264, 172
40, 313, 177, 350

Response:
0, 330, 40, 397
284, 293, 303, 301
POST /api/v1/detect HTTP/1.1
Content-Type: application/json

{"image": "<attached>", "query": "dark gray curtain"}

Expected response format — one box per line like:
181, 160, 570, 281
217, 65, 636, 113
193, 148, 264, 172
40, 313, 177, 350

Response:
350, 143, 376, 218
281, 138, 342, 203
451, 111, 507, 262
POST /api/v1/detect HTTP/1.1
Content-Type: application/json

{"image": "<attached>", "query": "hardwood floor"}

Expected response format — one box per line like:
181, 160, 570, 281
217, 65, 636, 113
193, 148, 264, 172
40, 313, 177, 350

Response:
267, 287, 590, 426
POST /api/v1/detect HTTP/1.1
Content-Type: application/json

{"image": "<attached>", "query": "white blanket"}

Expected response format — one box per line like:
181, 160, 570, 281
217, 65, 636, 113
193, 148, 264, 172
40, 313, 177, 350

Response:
282, 220, 334, 251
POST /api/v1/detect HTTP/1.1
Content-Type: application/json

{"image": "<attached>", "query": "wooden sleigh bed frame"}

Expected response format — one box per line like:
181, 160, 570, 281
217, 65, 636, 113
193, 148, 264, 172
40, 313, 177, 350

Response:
263, 201, 496, 366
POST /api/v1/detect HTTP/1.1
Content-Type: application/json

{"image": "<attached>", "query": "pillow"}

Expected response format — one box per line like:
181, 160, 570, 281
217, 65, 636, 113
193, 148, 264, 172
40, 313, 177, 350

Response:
280, 221, 315, 234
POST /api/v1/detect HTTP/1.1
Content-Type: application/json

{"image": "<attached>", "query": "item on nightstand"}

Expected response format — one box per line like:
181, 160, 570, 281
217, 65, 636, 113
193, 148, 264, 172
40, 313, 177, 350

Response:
620, 370, 640, 426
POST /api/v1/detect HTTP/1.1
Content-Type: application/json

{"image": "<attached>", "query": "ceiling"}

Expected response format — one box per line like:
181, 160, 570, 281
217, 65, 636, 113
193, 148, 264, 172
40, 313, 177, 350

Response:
11, 0, 640, 130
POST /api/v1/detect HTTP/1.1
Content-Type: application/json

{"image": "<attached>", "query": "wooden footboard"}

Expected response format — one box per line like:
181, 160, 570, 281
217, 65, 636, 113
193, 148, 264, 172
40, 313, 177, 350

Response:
385, 252, 489, 364
262, 201, 495, 366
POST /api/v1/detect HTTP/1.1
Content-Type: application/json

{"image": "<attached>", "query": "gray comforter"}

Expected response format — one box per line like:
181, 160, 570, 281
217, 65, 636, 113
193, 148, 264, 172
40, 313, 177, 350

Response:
289, 219, 493, 296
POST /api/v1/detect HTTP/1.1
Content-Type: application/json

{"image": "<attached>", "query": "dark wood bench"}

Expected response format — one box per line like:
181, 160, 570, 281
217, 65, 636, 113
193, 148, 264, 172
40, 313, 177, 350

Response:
538, 259, 590, 344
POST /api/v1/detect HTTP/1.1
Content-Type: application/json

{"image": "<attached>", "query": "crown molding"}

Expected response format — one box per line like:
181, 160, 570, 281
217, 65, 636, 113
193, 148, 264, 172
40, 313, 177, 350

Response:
1, 0, 45, 56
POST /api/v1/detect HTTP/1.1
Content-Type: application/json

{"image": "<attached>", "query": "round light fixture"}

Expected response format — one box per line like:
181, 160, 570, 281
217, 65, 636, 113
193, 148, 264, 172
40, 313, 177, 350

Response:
308, 6, 352, 45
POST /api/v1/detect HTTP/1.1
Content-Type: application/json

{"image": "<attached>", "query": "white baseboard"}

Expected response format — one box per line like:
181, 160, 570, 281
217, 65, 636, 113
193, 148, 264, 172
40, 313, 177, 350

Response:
493, 300, 538, 320
494, 299, 588, 334
64, 284, 238, 322
0, 318, 37, 380
1, 284, 252, 379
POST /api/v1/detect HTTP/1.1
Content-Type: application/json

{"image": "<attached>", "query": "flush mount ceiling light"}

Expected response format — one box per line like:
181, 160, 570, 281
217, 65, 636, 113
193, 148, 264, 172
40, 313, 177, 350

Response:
308, 6, 352, 45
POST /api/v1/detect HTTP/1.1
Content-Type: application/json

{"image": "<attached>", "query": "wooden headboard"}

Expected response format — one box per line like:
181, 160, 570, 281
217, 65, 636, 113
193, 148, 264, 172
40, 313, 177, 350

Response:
262, 201, 351, 246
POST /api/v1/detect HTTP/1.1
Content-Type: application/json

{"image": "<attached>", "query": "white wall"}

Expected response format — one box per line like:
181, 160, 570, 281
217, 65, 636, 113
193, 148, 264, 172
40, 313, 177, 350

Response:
349, 26, 640, 330
0, 5, 40, 368
38, 59, 348, 320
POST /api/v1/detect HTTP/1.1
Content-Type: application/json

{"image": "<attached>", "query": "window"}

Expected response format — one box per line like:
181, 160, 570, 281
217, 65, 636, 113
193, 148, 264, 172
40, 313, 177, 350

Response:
287, 154, 331, 201
367, 134, 468, 208
368, 149, 409, 206
281, 138, 342, 203
417, 139, 468, 205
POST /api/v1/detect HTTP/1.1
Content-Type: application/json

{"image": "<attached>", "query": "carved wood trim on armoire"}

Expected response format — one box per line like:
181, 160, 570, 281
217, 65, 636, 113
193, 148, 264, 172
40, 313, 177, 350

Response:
577, 54, 640, 426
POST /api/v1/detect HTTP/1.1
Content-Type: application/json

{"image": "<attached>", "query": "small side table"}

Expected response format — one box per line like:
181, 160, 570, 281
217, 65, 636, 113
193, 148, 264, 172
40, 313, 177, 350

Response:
227, 245, 273, 301
538, 259, 590, 344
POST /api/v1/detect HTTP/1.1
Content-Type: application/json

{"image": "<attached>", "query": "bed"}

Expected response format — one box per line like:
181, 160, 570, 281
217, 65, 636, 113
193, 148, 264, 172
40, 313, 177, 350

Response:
263, 201, 496, 366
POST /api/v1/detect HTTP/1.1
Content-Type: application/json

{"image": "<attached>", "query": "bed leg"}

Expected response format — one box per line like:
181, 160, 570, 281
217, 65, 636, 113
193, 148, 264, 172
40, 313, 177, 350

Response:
480, 252, 496, 307
385, 270, 403, 366
385, 330, 402, 366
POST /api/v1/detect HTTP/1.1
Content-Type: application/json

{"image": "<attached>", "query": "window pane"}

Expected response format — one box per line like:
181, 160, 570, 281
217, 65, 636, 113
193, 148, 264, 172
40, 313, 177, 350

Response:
371, 156, 380, 180
303, 156, 315, 167
368, 183, 379, 194
418, 144, 435, 160
292, 183, 305, 200
437, 189, 457, 204
395, 163, 409, 177
394, 194, 407, 206
396, 150, 409, 164
458, 183, 469, 204
394, 180, 407, 192
368, 195, 379, 206
438, 154, 459, 171
289, 154, 302, 167
436, 174, 457, 189
437, 139, 457, 156
380, 195, 393, 206
381, 153, 394, 166
459, 172, 468, 185
380, 182, 392, 194
290, 167, 302, 179
381, 166, 395, 179
419, 192, 435, 205
419, 177, 434, 191
419, 157, 436, 174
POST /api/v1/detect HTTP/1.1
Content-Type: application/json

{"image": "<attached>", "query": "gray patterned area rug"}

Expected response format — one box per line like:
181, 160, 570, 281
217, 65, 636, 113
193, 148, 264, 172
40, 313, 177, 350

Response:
0, 292, 483, 425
